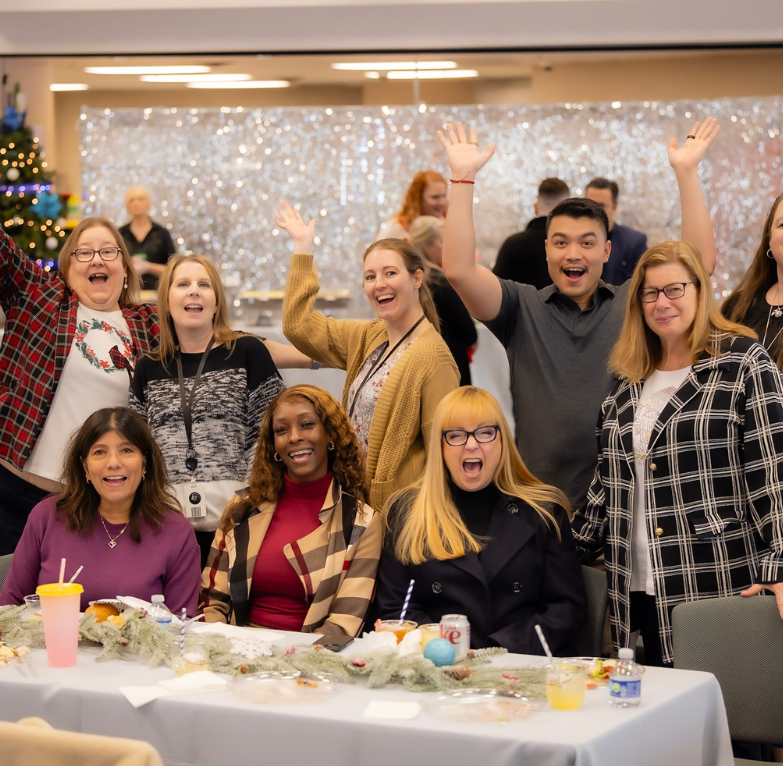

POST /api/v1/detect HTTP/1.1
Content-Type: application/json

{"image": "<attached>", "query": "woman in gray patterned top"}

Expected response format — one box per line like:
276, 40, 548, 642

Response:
572, 240, 783, 667
130, 254, 287, 567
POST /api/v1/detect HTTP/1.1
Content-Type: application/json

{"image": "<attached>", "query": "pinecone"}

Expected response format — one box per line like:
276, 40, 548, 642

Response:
117, 637, 129, 647
443, 665, 472, 681
238, 664, 250, 674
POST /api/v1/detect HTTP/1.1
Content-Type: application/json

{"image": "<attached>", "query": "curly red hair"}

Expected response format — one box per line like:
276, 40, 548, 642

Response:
395, 170, 448, 231
219, 385, 369, 531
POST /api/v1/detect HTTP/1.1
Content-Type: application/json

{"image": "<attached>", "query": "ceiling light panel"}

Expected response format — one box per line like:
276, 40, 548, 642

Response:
50, 83, 89, 91
387, 69, 479, 79
85, 66, 211, 75
332, 61, 457, 71
140, 74, 252, 83
186, 80, 290, 89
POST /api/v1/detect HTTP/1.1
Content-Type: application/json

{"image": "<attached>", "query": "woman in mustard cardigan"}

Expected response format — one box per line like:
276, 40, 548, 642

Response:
277, 201, 459, 511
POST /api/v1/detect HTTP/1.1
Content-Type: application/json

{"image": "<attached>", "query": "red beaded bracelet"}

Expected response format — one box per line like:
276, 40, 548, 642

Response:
450, 179, 475, 184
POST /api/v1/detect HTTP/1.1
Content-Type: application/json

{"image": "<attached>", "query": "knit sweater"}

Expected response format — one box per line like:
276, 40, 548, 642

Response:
283, 253, 459, 510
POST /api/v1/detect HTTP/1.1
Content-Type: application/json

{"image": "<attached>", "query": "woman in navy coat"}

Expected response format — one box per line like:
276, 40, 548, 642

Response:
376, 386, 586, 656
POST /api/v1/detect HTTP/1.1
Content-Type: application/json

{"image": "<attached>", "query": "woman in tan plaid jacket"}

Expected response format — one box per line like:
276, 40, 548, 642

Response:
199, 385, 382, 638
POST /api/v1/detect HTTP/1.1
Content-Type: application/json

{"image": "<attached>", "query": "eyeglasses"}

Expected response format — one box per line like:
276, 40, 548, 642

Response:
71, 247, 122, 262
638, 282, 694, 303
442, 425, 500, 446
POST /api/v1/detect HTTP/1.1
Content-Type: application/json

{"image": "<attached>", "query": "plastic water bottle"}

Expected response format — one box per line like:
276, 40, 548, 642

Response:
608, 647, 642, 707
146, 594, 173, 629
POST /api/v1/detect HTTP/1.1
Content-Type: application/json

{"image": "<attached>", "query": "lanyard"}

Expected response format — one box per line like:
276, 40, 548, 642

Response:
348, 315, 425, 420
175, 335, 215, 472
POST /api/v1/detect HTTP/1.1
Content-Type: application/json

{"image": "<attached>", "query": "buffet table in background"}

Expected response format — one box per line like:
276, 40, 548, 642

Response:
0, 640, 733, 766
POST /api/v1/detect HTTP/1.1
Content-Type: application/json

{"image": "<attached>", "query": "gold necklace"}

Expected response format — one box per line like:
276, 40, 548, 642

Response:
99, 515, 129, 549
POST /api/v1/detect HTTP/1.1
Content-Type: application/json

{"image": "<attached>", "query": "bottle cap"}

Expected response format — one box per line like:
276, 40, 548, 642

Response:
618, 647, 634, 660
151, 594, 165, 603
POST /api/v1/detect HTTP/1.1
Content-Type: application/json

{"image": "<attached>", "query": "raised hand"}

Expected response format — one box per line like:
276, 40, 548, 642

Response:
436, 123, 496, 181
667, 118, 720, 174
274, 200, 316, 254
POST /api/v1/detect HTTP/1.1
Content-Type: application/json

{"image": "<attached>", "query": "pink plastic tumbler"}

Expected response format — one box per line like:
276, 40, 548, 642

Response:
36, 582, 83, 667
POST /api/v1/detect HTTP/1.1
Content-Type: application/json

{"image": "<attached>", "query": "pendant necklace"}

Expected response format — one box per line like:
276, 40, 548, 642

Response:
100, 514, 129, 549
763, 283, 783, 349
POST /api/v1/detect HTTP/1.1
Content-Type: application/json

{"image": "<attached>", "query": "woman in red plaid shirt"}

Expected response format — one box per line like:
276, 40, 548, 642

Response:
0, 219, 158, 554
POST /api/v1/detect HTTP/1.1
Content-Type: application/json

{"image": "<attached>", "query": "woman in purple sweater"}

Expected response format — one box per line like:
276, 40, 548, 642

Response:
0, 407, 200, 615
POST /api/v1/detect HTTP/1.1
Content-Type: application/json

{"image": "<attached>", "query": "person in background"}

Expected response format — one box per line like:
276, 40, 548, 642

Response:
376, 386, 586, 655
572, 241, 783, 669
0, 219, 158, 555
493, 177, 570, 289
722, 192, 783, 370
279, 201, 459, 512
119, 186, 177, 291
0, 407, 200, 615
374, 170, 449, 241
130, 254, 287, 568
200, 385, 382, 638
409, 215, 477, 386
585, 177, 647, 285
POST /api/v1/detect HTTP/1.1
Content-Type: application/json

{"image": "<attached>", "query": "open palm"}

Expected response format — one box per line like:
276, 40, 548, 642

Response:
436, 123, 496, 179
667, 118, 720, 173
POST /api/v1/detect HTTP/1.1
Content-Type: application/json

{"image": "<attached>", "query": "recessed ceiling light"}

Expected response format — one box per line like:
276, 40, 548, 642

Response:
50, 83, 89, 91
186, 80, 290, 89
332, 61, 457, 71
140, 74, 253, 83
387, 70, 479, 80
364, 72, 381, 80
85, 66, 211, 75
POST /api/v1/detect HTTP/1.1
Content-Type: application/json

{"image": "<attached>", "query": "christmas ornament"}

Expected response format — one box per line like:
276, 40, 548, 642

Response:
1, 105, 25, 132
31, 191, 62, 219
5, 167, 20, 182
45, 236, 58, 250
423, 638, 456, 667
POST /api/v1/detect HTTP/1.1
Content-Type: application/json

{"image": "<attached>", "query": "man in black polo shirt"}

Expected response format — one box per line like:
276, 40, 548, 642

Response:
493, 177, 570, 289
437, 119, 719, 511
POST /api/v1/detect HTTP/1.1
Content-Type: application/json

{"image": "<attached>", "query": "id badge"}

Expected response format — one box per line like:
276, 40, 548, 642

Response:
184, 482, 206, 519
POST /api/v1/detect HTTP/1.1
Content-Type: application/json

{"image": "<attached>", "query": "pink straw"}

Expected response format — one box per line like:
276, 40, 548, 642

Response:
58, 558, 66, 588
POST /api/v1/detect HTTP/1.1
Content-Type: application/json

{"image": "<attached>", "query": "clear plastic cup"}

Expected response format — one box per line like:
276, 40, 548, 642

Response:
419, 623, 441, 648
546, 660, 588, 711
36, 583, 84, 667
376, 620, 418, 643
170, 634, 209, 675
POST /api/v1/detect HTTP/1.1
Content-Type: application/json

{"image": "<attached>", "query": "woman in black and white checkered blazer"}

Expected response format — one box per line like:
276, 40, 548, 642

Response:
572, 240, 783, 666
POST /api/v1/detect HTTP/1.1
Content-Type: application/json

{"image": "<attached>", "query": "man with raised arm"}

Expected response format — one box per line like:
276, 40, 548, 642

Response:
438, 119, 719, 510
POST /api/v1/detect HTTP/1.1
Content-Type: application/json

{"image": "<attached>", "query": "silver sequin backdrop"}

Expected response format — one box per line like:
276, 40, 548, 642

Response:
81, 97, 783, 304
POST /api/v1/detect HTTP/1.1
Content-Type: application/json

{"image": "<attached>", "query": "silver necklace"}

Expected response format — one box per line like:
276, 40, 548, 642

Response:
99, 515, 129, 549
763, 283, 783, 349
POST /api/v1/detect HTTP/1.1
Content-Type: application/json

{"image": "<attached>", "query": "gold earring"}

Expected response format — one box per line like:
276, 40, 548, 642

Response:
328, 441, 335, 451
123, 273, 128, 290
273, 452, 282, 462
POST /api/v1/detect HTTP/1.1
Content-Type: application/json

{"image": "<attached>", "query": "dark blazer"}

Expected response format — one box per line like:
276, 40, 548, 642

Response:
376, 492, 587, 656
572, 335, 783, 664
493, 217, 552, 290
603, 223, 647, 285
429, 269, 477, 386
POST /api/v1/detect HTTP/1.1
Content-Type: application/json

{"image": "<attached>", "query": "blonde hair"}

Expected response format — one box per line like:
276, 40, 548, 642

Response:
609, 241, 755, 383
153, 253, 243, 363
59, 217, 140, 306
387, 387, 569, 565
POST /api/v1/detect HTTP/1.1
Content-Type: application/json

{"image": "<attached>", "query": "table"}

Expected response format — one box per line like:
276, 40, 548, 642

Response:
0, 640, 733, 766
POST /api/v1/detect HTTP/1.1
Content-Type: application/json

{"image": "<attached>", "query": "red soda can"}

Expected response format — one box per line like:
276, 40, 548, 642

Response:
440, 614, 470, 660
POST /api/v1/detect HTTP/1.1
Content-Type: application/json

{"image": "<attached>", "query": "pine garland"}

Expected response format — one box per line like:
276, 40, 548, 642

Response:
0, 605, 546, 697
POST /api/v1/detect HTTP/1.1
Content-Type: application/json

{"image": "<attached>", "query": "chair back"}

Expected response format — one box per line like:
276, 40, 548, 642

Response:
570, 565, 608, 657
672, 595, 783, 744
0, 553, 12, 592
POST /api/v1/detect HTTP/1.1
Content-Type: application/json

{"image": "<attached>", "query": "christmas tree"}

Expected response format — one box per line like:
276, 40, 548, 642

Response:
0, 83, 66, 263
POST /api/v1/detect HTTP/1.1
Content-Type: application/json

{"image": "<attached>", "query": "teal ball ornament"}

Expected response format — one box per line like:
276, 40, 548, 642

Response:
423, 638, 456, 667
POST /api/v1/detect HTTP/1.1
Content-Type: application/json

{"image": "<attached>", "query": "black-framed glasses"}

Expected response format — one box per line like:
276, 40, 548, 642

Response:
638, 281, 694, 303
442, 425, 500, 446
71, 247, 122, 263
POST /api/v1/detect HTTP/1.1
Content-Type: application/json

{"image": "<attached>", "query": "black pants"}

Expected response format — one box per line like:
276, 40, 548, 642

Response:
629, 591, 668, 667
0, 463, 50, 555
194, 530, 216, 571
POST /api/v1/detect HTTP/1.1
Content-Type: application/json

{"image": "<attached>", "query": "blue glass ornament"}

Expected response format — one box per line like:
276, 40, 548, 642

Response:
31, 191, 62, 219
423, 638, 456, 667
1, 106, 25, 131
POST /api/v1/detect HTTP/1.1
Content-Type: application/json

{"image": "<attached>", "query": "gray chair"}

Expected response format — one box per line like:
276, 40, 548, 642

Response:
570, 565, 609, 657
0, 553, 12, 592
672, 595, 783, 764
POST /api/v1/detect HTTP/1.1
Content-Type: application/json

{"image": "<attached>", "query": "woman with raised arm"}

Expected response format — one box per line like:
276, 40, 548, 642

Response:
722, 192, 783, 369
374, 170, 449, 242
0, 219, 158, 555
130, 254, 290, 568
572, 241, 783, 668
278, 202, 459, 511
200, 385, 382, 638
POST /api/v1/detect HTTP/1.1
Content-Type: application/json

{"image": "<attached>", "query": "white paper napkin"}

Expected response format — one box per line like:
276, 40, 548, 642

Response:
119, 685, 175, 708
363, 701, 421, 720
158, 670, 228, 693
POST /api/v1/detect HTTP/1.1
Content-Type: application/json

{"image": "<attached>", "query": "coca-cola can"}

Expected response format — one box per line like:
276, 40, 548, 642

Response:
440, 614, 470, 661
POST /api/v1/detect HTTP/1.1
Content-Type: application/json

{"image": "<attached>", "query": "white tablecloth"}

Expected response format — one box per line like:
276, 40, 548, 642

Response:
0, 642, 733, 766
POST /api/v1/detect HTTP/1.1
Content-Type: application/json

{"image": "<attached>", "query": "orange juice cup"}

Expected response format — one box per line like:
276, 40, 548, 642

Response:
546, 661, 588, 711
377, 619, 418, 643
419, 623, 441, 648
36, 583, 84, 667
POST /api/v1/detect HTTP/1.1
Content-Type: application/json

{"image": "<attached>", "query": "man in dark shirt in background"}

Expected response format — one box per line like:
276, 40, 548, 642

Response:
493, 177, 570, 288
585, 177, 647, 285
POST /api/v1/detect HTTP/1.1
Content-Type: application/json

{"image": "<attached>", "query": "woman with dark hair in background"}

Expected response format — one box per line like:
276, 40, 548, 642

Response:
410, 215, 478, 385
278, 201, 459, 511
0, 407, 200, 615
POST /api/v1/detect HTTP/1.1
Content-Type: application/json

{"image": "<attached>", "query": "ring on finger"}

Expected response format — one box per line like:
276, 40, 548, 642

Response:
468, 141, 478, 146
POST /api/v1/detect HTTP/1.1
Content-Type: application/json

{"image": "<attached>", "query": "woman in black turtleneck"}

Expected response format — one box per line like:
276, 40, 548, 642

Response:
375, 387, 586, 656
